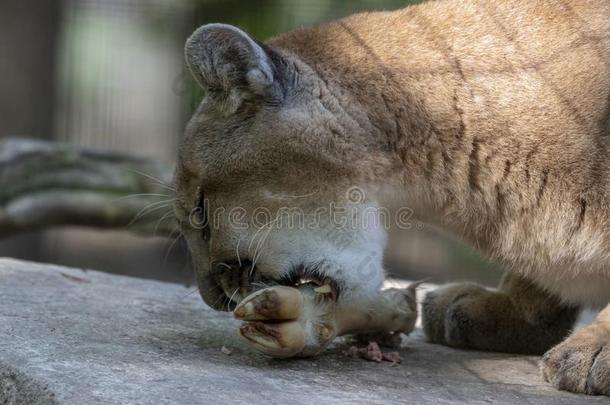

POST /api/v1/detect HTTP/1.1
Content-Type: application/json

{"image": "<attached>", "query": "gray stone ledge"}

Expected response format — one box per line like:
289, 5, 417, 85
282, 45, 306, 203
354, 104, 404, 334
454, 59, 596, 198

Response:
0, 258, 603, 404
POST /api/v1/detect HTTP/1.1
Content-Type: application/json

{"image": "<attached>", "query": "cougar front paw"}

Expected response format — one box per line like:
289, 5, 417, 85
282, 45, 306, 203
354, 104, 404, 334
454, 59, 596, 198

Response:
541, 326, 610, 395
422, 283, 494, 349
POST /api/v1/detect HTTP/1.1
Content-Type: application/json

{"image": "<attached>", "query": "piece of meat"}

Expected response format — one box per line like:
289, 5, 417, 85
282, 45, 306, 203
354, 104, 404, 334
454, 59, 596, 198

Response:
345, 341, 402, 365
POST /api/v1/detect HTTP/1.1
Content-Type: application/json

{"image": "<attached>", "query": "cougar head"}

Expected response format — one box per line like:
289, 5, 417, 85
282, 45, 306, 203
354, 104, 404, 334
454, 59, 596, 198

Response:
174, 24, 401, 311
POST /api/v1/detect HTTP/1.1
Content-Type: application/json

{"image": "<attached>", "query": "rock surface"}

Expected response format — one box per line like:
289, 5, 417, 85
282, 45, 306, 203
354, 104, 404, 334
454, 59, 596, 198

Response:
0, 258, 604, 404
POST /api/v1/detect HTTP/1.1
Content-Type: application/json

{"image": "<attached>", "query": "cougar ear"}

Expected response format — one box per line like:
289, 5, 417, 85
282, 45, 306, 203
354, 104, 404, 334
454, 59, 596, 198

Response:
185, 23, 282, 111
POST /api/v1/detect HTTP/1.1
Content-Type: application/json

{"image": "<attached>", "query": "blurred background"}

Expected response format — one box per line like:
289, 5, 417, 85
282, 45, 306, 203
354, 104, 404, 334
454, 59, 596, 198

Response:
0, 0, 502, 287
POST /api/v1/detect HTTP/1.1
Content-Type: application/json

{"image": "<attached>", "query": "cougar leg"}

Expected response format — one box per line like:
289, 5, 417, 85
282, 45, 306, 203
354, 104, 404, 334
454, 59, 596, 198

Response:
542, 305, 610, 395
422, 271, 580, 354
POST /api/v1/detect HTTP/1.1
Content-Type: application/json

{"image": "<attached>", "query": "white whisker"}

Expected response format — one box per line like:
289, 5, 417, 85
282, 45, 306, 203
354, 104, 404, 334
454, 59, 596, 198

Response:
227, 287, 239, 311
163, 232, 183, 264
251, 281, 272, 289
250, 225, 273, 277
280, 189, 319, 199
247, 214, 280, 256
128, 198, 175, 226
209, 289, 227, 309
180, 287, 200, 300
236, 238, 242, 268
111, 193, 170, 203
154, 209, 176, 235
129, 168, 176, 192
249, 214, 280, 277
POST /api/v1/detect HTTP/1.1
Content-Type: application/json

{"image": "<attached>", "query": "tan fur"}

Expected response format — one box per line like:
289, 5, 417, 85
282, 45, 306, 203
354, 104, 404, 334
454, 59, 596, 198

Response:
175, 0, 610, 395
268, 0, 610, 305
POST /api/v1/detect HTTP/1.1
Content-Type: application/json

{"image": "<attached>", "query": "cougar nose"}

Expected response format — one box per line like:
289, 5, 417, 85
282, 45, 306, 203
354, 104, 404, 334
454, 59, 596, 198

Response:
209, 259, 255, 310
195, 268, 229, 311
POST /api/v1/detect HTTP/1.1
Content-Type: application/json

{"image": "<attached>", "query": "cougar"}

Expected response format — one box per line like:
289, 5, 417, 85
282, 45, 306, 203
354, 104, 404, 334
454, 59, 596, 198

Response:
174, 0, 610, 395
